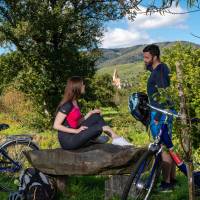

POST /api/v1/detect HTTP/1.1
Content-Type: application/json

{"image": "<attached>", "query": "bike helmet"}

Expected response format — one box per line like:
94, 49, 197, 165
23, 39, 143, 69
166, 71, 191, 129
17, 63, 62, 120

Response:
128, 92, 150, 127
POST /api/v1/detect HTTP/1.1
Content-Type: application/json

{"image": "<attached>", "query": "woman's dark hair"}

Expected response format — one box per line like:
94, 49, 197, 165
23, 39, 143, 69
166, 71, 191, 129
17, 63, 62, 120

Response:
58, 76, 83, 108
143, 44, 160, 59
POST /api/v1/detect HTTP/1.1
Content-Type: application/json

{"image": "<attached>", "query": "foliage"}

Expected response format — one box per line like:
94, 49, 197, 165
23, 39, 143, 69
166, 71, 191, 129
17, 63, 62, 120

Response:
0, 51, 24, 93
161, 43, 200, 148
138, 43, 200, 148
79, 74, 116, 114
0, 0, 142, 123
0, 86, 51, 130
143, 0, 200, 15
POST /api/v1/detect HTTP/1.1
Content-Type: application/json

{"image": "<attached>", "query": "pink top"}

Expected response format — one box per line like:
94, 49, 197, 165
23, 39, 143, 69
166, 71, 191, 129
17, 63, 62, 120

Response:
66, 106, 82, 128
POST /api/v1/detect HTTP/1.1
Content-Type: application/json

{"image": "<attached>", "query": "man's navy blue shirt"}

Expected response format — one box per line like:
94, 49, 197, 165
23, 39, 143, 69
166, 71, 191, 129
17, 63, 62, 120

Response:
147, 63, 170, 109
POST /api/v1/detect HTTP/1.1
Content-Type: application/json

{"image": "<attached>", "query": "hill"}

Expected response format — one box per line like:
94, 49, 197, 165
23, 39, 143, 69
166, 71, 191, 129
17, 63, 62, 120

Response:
96, 41, 199, 68
98, 62, 144, 85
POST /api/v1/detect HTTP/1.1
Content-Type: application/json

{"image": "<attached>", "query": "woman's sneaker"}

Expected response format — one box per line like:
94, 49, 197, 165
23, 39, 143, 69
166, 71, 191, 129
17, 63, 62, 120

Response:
91, 135, 109, 144
112, 137, 132, 146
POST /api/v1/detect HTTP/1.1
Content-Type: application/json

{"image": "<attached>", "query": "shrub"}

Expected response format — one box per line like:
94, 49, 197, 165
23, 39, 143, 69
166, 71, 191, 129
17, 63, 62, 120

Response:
0, 86, 51, 130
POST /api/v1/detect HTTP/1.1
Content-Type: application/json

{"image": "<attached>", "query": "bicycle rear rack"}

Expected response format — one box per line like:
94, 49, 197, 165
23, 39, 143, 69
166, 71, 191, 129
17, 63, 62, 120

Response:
6, 134, 33, 141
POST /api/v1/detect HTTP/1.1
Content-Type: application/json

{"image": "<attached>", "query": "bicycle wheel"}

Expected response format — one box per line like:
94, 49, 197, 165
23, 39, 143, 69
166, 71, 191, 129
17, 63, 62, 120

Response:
121, 150, 161, 200
0, 139, 39, 192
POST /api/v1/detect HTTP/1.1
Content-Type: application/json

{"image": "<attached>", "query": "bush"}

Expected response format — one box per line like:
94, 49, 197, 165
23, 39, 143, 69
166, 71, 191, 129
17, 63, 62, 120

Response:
0, 86, 51, 130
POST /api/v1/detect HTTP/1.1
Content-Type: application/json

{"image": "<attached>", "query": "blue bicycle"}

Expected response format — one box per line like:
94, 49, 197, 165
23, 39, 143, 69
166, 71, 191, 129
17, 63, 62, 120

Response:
121, 94, 200, 200
0, 124, 39, 192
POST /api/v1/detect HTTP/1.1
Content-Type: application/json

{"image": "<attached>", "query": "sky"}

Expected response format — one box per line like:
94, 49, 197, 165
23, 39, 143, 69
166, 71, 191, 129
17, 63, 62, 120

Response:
0, 2, 200, 53
101, 2, 200, 48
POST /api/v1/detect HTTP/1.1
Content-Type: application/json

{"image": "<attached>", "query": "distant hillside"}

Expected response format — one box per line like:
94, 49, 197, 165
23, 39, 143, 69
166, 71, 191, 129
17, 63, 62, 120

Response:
96, 41, 200, 88
96, 41, 199, 68
98, 62, 144, 87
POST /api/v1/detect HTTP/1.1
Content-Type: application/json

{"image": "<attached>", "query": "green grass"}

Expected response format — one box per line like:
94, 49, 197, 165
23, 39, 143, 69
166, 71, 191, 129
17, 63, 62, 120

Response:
1, 173, 198, 200
61, 176, 106, 200
0, 108, 199, 200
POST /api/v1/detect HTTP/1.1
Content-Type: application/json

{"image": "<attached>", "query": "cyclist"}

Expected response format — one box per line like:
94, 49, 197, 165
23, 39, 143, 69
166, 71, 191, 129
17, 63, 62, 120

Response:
143, 44, 176, 191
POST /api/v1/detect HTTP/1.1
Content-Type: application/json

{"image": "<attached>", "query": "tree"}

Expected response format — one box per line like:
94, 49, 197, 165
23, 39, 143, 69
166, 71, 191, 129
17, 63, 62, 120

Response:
160, 43, 200, 200
162, 44, 200, 119
138, 42, 200, 200
143, 0, 200, 14
0, 0, 141, 122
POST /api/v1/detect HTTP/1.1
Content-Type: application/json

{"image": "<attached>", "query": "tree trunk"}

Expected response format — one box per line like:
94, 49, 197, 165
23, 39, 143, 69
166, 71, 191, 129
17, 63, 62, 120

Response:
175, 62, 194, 200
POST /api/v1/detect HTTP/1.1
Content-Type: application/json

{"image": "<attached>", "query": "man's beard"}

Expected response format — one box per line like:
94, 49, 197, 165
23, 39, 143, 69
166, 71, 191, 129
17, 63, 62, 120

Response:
144, 60, 153, 71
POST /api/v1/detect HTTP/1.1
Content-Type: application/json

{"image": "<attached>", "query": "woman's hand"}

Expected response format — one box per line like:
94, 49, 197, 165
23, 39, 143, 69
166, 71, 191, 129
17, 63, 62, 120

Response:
84, 109, 101, 120
88, 109, 101, 116
76, 126, 88, 133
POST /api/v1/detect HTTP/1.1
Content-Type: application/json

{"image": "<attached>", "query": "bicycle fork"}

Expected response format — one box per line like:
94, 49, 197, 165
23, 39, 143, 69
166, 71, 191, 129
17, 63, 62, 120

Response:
168, 148, 187, 176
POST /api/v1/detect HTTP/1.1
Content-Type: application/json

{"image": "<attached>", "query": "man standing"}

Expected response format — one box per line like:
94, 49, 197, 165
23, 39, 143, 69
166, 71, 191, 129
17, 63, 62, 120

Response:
143, 44, 176, 191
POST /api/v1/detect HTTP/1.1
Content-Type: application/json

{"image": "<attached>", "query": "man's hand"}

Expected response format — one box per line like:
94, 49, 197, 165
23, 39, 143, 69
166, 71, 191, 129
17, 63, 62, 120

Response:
154, 119, 159, 125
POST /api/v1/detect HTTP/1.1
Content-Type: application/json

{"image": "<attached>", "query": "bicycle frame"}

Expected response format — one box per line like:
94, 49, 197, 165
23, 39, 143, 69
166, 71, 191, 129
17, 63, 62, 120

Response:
121, 104, 200, 200
0, 135, 39, 173
0, 148, 21, 172
148, 105, 194, 177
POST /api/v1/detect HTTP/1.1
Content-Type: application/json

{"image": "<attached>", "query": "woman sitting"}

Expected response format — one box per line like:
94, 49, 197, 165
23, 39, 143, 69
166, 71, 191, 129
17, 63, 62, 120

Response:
53, 76, 132, 150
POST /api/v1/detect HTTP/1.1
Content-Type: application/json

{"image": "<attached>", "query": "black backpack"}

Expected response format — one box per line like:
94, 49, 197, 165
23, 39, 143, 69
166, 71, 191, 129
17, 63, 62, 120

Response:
18, 168, 56, 200
128, 92, 150, 127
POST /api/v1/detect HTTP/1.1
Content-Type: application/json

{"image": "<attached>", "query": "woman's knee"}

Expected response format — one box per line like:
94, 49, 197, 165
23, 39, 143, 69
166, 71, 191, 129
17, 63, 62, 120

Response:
90, 113, 102, 121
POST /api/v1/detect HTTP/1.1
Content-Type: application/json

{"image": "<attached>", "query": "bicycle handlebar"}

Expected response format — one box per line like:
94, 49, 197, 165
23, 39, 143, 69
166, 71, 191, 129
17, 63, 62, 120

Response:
147, 104, 180, 118
148, 104, 200, 124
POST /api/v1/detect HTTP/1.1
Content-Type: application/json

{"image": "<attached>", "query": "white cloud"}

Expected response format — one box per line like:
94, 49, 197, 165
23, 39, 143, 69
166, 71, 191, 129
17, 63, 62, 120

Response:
101, 4, 188, 48
128, 5, 188, 30
102, 28, 153, 48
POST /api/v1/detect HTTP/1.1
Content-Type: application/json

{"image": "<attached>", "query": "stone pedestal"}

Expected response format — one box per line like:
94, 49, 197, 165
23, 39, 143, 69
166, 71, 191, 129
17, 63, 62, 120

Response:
105, 174, 140, 200
105, 175, 129, 200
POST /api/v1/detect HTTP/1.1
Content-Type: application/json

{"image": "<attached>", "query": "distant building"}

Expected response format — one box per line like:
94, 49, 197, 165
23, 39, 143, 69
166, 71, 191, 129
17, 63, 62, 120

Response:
112, 69, 121, 89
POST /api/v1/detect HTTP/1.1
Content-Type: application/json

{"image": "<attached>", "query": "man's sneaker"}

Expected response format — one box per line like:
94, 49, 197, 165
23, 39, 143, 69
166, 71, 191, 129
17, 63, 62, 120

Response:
91, 135, 109, 144
158, 181, 173, 192
171, 179, 179, 187
112, 137, 133, 146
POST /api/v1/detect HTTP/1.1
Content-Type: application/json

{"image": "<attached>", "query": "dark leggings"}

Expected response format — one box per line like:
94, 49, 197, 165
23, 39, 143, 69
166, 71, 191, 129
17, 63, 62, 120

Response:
58, 113, 107, 150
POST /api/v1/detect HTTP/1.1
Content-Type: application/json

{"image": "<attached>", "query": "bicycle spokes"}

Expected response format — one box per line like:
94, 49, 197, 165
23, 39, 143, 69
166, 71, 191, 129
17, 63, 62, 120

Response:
0, 149, 22, 172
131, 155, 156, 199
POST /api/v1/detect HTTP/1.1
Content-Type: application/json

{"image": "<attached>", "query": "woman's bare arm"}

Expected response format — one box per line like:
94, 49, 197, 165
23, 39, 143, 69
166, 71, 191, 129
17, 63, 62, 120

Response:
53, 112, 87, 134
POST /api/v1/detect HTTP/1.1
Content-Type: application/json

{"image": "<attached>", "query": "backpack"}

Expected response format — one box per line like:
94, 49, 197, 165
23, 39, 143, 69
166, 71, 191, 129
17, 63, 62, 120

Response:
128, 92, 150, 127
18, 168, 56, 200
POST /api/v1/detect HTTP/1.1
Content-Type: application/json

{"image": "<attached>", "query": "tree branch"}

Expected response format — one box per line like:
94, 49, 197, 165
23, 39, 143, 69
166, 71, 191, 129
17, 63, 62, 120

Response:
0, 6, 15, 27
191, 32, 200, 39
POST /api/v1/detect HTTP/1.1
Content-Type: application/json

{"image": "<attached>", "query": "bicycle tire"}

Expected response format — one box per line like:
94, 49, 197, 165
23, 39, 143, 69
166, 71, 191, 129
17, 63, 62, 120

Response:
121, 150, 161, 200
0, 139, 39, 192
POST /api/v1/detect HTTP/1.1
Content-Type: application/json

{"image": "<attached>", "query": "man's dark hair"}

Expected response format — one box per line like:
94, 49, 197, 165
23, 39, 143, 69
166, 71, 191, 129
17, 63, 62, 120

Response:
143, 44, 160, 59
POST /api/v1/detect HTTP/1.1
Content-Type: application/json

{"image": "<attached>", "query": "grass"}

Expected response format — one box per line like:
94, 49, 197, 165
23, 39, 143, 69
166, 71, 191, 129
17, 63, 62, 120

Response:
0, 175, 198, 200
150, 174, 189, 200
61, 176, 106, 200
0, 106, 199, 200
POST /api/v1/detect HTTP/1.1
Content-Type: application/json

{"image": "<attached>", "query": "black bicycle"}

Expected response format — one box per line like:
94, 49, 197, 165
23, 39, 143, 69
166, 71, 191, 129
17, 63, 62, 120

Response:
0, 124, 39, 192
121, 105, 200, 200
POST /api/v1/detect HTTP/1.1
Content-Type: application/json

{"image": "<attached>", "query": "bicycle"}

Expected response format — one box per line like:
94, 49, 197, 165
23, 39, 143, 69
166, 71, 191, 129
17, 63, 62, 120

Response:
0, 124, 39, 192
121, 104, 200, 200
